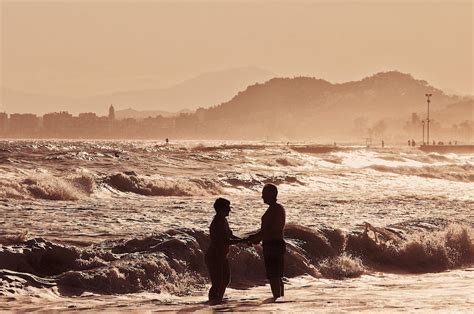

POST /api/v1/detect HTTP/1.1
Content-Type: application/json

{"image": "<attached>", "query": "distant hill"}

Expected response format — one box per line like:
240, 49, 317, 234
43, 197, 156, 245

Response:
115, 108, 191, 120
432, 99, 474, 125
2, 70, 471, 141
193, 71, 465, 140
71, 67, 275, 114
0, 66, 275, 115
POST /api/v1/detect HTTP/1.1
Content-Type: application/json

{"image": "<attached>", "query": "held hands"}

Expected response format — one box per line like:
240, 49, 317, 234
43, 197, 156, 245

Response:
233, 237, 252, 246
231, 234, 260, 246
243, 234, 260, 246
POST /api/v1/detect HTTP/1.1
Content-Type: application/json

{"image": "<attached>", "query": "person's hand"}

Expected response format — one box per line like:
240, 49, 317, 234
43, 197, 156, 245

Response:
242, 237, 253, 246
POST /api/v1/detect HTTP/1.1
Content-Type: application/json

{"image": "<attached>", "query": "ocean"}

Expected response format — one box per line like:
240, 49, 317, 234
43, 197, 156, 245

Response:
1, 140, 473, 311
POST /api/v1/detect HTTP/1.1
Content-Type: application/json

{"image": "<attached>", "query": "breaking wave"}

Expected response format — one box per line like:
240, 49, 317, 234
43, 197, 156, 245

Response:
368, 164, 474, 182
0, 172, 96, 201
346, 223, 474, 273
0, 170, 305, 200
224, 174, 303, 189
275, 158, 304, 167
103, 172, 223, 196
191, 144, 266, 152
1, 222, 472, 296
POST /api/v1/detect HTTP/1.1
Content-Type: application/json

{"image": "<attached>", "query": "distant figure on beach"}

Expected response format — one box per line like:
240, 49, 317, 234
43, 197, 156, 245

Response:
165, 138, 169, 145
433, 140, 435, 145
411, 139, 416, 147
246, 184, 286, 301
205, 198, 243, 304
408, 140, 411, 146
381, 140, 384, 148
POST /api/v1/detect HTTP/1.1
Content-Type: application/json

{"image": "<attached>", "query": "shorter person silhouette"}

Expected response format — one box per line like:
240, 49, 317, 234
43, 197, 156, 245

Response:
205, 198, 243, 304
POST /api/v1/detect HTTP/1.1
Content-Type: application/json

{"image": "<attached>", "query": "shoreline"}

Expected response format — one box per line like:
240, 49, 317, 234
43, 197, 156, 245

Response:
2, 270, 473, 312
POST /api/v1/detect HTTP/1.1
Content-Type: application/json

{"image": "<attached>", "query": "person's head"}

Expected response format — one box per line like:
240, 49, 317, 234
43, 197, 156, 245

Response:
214, 197, 231, 216
262, 183, 278, 205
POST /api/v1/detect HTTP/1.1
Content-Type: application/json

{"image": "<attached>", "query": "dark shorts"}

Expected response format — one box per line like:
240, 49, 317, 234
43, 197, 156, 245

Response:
262, 239, 286, 279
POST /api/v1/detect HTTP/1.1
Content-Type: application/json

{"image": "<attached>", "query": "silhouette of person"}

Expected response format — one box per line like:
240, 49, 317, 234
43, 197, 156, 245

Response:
246, 184, 286, 301
408, 140, 411, 146
165, 138, 169, 145
205, 198, 242, 304
411, 139, 416, 147
381, 140, 384, 148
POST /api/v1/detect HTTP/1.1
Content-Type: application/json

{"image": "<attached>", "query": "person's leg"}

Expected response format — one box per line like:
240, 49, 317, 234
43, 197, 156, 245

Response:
207, 256, 224, 303
269, 278, 282, 299
264, 253, 282, 299
207, 266, 219, 302
264, 240, 286, 300
218, 258, 230, 300
279, 247, 285, 297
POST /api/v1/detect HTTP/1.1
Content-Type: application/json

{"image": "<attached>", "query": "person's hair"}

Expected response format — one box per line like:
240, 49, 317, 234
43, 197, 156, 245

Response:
214, 197, 230, 213
263, 183, 278, 199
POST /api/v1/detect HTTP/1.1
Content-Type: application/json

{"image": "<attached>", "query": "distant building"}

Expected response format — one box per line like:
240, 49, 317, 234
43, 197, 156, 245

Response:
9, 113, 40, 135
0, 112, 7, 134
78, 112, 98, 120
108, 105, 115, 121
42, 112, 73, 136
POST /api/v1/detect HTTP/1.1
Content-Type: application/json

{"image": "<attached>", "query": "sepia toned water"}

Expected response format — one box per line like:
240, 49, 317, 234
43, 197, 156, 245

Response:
0, 140, 473, 311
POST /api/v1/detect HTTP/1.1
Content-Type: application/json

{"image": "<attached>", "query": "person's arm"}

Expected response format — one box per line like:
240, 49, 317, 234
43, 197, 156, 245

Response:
244, 208, 275, 244
226, 220, 244, 245
229, 237, 244, 245
246, 230, 262, 244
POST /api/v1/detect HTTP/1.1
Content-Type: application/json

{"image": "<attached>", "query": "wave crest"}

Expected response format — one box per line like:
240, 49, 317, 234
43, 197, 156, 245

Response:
104, 172, 222, 196
346, 223, 474, 272
1, 223, 472, 296
0, 172, 96, 201
368, 164, 474, 182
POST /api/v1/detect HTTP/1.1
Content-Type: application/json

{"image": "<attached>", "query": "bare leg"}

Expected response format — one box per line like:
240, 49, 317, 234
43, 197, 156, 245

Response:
218, 259, 230, 301
207, 257, 224, 304
269, 278, 282, 300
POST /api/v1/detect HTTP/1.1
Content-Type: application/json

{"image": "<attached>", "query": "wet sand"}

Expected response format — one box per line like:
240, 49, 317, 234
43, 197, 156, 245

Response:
3, 270, 473, 312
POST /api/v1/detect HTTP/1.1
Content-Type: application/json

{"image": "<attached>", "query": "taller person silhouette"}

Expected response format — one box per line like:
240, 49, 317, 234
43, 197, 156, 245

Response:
246, 184, 286, 301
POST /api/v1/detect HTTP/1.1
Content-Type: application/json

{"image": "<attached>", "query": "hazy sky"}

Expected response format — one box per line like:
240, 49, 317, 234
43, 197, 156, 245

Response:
1, 0, 473, 98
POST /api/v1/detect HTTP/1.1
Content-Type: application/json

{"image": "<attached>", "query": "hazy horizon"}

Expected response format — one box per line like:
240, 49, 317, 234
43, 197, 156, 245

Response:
1, 0, 472, 113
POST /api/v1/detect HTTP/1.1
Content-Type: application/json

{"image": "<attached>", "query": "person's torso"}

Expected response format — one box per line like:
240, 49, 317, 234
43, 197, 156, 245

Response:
261, 203, 286, 241
207, 215, 231, 257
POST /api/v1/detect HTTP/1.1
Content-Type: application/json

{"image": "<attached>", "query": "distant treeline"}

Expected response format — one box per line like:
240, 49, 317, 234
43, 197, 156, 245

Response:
0, 109, 472, 143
